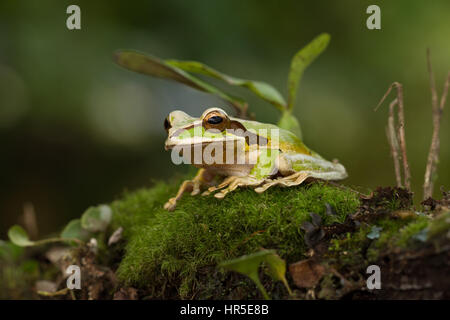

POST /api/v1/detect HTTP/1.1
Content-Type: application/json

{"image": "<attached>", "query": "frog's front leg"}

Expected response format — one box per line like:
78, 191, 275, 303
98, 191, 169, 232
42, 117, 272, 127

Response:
164, 168, 215, 211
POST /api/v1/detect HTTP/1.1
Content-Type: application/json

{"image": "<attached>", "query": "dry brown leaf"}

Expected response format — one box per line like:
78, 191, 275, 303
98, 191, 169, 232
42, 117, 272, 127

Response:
35, 280, 57, 293
108, 227, 123, 246
392, 210, 416, 219
289, 259, 326, 288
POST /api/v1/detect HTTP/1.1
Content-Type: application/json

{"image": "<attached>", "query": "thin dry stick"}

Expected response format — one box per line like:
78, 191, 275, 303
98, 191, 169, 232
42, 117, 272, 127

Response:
231, 101, 249, 119
423, 49, 450, 199
386, 98, 402, 187
375, 83, 411, 189
22, 202, 39, 240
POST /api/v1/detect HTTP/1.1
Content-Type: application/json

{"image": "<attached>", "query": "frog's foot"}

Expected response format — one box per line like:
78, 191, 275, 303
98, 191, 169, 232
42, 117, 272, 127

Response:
164, 180, 195, 211
202, 176, 263, 199
164, 169, 214, 211
254, 172, 309, 193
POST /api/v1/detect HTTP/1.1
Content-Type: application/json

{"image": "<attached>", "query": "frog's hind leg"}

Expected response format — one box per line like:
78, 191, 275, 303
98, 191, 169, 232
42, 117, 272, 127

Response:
164, 169, 214, 211
254, 171, 309, 193
202, 176, 263, 199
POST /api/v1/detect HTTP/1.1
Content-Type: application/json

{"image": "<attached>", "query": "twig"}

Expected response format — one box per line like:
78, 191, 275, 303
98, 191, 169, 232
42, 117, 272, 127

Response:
375, 83, 411, 189
386, 98, 402, 187
37, 288, 69, 297
231, 101, 248, 118
423, 48, 450, 199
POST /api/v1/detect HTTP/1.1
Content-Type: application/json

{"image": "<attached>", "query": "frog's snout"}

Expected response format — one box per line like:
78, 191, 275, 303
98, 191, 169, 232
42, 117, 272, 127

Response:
164, 137, 178, 151
164, 140, 171, 151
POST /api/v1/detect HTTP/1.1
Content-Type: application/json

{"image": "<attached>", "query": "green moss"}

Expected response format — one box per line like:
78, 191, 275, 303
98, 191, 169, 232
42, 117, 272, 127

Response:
110, 178, 359, 298
328, 229, 370, 267
427, 211, 450, 239
327, 213, 434, 268
396, 216, 430, 247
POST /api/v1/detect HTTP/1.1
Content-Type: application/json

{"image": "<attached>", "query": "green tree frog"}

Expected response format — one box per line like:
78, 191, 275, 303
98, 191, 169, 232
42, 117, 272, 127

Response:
163, 107, 347, 211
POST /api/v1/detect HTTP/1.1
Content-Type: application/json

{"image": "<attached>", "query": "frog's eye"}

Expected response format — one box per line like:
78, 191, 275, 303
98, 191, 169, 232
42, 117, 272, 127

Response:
164, 117, 171, 132
207, 116, 223, 125
203, 110, 230, 131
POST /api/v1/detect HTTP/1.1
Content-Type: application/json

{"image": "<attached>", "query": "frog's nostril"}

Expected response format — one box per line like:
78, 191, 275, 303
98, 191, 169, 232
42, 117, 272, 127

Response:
164, 117, 171, 132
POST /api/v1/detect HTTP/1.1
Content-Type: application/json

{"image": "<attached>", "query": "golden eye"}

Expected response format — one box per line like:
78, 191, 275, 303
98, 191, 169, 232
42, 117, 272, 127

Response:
203, 111, 230, 131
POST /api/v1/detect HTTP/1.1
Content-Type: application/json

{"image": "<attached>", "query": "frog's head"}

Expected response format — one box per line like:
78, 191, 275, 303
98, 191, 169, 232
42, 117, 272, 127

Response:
164, 107, 250, 151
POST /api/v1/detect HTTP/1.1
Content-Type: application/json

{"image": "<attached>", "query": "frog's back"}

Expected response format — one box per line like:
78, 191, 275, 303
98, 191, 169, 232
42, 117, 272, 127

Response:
237, 119, 314, 155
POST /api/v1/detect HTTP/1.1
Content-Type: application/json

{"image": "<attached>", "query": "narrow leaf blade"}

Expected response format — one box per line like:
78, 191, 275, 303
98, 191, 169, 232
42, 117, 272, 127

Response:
114, 50, 245, 110
277, 111, 302, 138
115, 50, 202, 90
167, 60, 287, 111
287, 33, 330, 111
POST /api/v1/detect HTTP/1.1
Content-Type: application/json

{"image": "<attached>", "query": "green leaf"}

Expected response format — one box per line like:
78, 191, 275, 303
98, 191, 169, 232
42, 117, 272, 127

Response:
8, 224, 84, 248
265, 252, 292, 295
8, 225, 34, 247
114, 50, 246, 111
220, 249, 272, 275
277, 111, 302, 139
220, 250, 273, 299
81, 205, 112, 233
287, 33, 330, 111
61, 219, 91, 243
166, 60, 287, 111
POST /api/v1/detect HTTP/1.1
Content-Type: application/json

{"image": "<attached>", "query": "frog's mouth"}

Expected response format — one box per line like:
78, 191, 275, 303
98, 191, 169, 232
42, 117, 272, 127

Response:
164, 136, 244, 151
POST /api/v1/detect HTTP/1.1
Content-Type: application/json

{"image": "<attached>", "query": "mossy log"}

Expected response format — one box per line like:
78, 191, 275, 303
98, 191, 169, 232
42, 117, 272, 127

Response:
2, 177, 449, 300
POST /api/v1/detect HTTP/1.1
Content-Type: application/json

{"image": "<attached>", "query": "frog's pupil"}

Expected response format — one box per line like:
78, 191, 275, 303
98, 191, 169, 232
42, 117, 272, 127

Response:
207, 116, 223, 124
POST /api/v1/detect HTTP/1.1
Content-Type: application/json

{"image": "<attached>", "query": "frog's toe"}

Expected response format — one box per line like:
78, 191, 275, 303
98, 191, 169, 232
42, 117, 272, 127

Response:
214, 192, 226, 199
163, 197, 177, 211
202, 176, 236, 196
190, 181, 202, 195
203, 185, 225, 196
215, 177, 263, 198
214, 181, 239, 199
254, 182, 272, 193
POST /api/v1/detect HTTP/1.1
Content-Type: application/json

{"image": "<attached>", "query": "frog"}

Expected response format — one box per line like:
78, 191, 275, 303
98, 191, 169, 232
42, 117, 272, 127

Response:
163, 107, 347, 211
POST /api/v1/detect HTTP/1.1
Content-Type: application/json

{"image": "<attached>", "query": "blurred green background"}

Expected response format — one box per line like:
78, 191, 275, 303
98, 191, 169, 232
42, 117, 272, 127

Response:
0, 0, 449, 238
